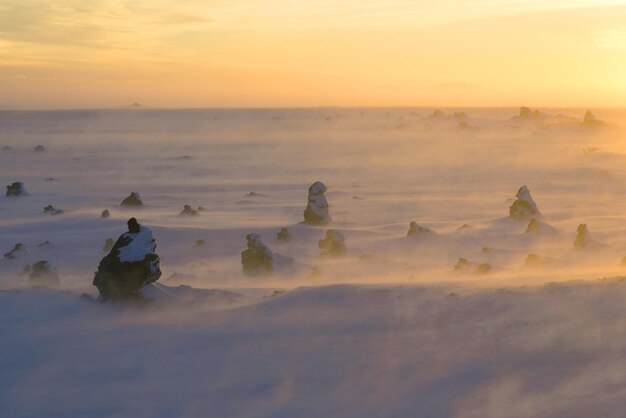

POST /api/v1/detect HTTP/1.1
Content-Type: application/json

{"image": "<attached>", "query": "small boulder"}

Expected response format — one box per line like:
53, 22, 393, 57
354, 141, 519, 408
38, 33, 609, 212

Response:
179, 205, 199, 216
120, 192, 143, 207
407, 221, 435, 237
43, 205, 63, 215
33, 145, 45, 152
509, 185, 541, 221
276, 227, 290, 242
93, 218, 161, 301
319, 230, 346, 258
3, 243, 26, 260
193, 240, 205, 248
101, 209, 110, 218
6, 182, 26, 196
241, 233, 273, 276
29, 260, 60, 287
304, 181, 331, 225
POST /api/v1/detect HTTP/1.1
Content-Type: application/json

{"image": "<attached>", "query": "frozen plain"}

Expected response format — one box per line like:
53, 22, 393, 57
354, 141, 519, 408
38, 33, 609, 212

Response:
1, 107, 626, 417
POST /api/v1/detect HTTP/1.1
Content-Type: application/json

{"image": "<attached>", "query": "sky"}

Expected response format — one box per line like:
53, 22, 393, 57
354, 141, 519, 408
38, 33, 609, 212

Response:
0, 0, 625, 109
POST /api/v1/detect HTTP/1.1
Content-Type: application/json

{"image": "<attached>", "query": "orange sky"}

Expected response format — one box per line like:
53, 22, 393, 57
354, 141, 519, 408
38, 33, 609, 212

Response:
1, 0, 625, 108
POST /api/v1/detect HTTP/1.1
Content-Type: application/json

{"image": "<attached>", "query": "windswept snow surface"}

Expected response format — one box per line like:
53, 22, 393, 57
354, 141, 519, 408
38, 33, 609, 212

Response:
2, 107, 626, 417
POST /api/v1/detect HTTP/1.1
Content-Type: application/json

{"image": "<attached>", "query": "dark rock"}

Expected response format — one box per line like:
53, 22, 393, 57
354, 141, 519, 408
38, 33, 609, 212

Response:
193, 240, 204, 248
179, 204, 199, 216
6, 182, 26, 196
407, 221, 435, 237
241, 233, 273, 276
276, 227, 290, 242
43, 205, 63, 215
33, 145, 45, 152
101, 209, 110, 218
93, 218, 161, 301
4, 243, 26, 259
37, 240, 51, 248
120, 192, 143, 207
319, 230, 346, 258
29, 260, 60, 287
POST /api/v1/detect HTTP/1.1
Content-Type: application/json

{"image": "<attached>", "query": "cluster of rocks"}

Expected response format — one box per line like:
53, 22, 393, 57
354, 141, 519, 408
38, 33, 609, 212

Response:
516, 107, 544, 120
6, 182, 26, 196
93, 218, 161, 301
454, 258, 491, 275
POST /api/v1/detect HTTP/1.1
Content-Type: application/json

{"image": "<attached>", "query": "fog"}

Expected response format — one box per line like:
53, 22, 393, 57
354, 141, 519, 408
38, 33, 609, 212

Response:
1, 107, 626, 417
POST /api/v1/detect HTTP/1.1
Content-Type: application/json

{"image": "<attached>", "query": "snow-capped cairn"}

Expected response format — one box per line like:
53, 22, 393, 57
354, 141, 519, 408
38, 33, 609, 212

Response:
101, 209, 110, 218
3, 243, 27, 260
120, 192, 143, 207
6, 181, 26, 196
406, 221, 435, 237
28, 260, 60, 287
93, 218, 161, 301
276, 227, 290, 242
179, 205, 199, 216
573, 224, 601, 250
318, 230, 346, 258
304, 181, 331, 225
241, 233, 273, 276
43, 205, 63, 215
509, 185, 540, 221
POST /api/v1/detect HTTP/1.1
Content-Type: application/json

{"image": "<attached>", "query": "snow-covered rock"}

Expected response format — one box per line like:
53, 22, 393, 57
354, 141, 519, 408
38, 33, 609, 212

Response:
509, 185, 540, 220
93, 218, 161, 301
319, 230, 346, 258
5, 182, 26, 196
28, 260, 60, 287
120, 192, 143, 207
304, 181, 331, 225
241, 233, 273, 276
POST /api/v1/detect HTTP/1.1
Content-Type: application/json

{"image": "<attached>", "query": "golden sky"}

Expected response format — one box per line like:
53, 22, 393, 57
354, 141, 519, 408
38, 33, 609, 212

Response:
1, 0, 625, 108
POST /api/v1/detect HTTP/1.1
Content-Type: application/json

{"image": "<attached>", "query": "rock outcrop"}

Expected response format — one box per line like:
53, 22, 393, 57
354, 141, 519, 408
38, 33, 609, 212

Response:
120, 192, 143, 207
525, 218, 557, 235
241, 233, 273, 276
304, 181, 331, 225
93, 218, 161, 301
101, 209, 110, 218
319, 230, 346, 258
6, 182, 26, 196
28, 260, 60, 287
509, 185, 540, 221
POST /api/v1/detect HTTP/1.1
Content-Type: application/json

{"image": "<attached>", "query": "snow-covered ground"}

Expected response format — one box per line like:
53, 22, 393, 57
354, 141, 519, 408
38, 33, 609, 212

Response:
1, 107, 626, 417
